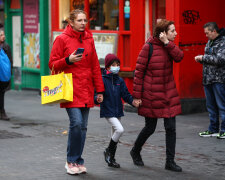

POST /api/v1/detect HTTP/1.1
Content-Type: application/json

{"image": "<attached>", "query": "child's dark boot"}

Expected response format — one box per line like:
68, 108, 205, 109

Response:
104, 139, 120, 168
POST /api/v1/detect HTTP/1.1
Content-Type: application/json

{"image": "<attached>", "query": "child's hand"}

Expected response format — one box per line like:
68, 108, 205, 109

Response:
132, 99, 142, 107
96, 94, 103, 103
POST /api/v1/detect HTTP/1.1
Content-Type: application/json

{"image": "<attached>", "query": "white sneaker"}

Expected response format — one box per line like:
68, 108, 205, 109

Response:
77, 164, 87, 174
65, 162, 80, 175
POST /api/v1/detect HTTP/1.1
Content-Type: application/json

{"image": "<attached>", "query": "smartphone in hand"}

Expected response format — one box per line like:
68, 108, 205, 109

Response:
75, 48, 84, 56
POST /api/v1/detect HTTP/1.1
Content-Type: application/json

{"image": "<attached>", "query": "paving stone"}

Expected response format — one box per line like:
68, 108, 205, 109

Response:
0, 90, 224, 180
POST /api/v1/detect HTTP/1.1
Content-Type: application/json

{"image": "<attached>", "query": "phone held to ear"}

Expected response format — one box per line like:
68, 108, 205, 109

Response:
75, 48, 85, 56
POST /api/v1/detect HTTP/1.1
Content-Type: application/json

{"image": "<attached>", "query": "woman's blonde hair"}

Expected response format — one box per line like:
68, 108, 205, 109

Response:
67, 9, 87, 23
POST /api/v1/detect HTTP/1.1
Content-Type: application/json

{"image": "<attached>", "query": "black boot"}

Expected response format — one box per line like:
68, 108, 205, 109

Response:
104, 139, 120, 168
130, 118, 157, 166
0, 109, 9, 120
165, 160, 182, 172
130, 148, 144, 166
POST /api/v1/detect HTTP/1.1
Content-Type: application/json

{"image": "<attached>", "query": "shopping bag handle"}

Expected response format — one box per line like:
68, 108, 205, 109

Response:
51, 65, 55, 75
51, 65, 63, 75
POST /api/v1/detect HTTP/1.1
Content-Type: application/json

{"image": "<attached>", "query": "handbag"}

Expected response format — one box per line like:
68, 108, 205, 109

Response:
41, 72, 73, 104
0, 48, 11, 82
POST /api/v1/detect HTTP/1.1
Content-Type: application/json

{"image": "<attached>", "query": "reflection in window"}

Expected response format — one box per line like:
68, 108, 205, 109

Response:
0, 0, 4, 28
59, 0, 70, 29
59, 0, 119, 30
152, 0, 165, 32
89, 0, 119, 30
71, 0, 84, 10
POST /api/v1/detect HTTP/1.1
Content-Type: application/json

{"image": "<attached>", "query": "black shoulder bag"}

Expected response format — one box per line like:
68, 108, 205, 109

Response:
143, 42, 153, 80
141, 42, 153, 92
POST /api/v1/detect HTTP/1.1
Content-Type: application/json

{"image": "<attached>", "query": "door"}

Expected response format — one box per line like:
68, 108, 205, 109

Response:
12, 15, 22, 88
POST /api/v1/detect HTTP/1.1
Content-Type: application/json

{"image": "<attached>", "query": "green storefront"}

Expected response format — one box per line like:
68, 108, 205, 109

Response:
4, 0, 49, 90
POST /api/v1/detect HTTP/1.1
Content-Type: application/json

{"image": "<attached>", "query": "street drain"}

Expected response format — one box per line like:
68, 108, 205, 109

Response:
0, 130, 30, 139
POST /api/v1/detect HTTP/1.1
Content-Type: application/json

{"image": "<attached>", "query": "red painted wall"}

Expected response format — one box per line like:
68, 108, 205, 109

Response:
50, 0, 225, 100
178, 0, 225, 98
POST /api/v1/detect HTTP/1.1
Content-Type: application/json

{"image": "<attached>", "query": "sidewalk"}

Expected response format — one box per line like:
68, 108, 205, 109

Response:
0, 90, 224, 180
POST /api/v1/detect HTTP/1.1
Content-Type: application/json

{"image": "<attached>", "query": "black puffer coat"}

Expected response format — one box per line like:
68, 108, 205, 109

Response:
202, 28, 225, 85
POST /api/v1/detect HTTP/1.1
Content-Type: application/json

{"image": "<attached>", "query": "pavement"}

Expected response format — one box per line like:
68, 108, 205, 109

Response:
0, 90, 225, 180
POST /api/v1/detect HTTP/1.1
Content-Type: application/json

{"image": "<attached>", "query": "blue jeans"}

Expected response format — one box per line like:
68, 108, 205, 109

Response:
66, 107, 90, 164
204, 83, 225, 133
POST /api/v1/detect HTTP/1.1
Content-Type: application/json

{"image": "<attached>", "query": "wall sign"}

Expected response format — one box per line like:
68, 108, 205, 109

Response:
93, 33, 118, 68
23, 0, 39, 33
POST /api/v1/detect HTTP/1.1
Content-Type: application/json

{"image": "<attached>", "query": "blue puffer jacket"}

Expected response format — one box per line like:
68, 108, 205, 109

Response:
100, 70, 133, 118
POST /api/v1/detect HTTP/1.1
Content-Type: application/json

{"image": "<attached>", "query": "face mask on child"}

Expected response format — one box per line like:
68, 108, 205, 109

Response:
109, 66, 120, 74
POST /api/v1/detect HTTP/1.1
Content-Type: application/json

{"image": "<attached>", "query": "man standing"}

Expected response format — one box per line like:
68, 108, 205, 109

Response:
195, 22, 225, 139
0, 29, 12, 120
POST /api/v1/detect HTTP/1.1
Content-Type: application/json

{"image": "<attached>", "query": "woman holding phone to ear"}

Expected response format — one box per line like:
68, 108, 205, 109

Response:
49, 9, 104, 175
131, 19, 184, 172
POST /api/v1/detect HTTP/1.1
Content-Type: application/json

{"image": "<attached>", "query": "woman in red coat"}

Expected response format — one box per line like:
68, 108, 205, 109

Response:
130, 19, 184, 172
49, 9, 104, 175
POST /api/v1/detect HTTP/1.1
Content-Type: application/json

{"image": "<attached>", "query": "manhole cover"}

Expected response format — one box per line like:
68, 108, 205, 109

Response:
0, 130, 30, 139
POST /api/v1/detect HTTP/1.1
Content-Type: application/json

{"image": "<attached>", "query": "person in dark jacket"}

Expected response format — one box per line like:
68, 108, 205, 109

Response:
130, 19, 184, 172
195, 22, 225, 139
97, 54, 139, 168
49, 9, 104, 175
0, 29, 13, 120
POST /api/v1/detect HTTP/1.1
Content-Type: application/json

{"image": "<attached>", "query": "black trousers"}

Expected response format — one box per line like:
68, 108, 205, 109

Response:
133, 117, 176, 161
0, 81, 9, 110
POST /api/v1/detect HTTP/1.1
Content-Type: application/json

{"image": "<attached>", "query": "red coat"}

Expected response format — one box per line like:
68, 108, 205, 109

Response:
49, 25, 104, 108
133, 37, 184, 118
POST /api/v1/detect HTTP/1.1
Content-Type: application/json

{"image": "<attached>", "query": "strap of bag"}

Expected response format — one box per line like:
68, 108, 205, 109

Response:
143, 42, 153, 79
141, 42, 153, 92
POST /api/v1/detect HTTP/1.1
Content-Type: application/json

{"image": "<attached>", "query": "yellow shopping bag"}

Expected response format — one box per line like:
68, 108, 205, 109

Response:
41, 72, 73, 104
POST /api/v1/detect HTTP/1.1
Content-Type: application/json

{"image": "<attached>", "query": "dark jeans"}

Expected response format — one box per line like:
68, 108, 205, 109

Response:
133, 117, 176, 161
66, 107, 90, 165
0, 81, 9, 109
204, 83, 225, 133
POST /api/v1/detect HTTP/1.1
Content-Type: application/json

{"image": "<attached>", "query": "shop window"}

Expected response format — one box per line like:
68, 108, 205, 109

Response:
59, 0, 70, 29
89, 0, 119, 30
59, 0, 119, 30
71, 0, 84, 10
0, 0, 3, 8
124, 0, 130, 30
152, 0, 165, 30
59, 0, 86, 29
0, 0, 4, 28
23, 0, 40, 69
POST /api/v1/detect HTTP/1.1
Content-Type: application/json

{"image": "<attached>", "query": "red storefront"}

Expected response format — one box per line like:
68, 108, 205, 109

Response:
50, 0, 225, 113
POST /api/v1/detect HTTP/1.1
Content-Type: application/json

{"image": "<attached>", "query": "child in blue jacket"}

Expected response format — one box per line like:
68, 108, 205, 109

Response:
96, 54, 139, 168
